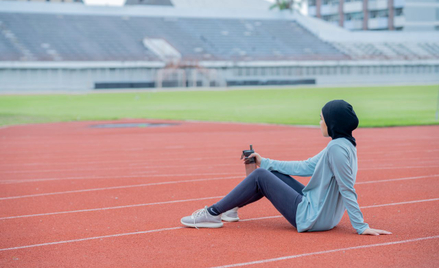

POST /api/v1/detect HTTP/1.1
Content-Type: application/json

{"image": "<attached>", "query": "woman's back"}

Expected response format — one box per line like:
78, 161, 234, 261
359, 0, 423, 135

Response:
297, 138, 367, 233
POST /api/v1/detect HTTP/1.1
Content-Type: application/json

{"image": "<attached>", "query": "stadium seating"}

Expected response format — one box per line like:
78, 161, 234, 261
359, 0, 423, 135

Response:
332, 42, 439, 60
0, 12, 348, 62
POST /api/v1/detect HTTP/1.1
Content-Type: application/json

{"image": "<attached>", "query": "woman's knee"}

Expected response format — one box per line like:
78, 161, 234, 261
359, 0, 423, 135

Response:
252, 168, 271, 177
252, 168, 274, 187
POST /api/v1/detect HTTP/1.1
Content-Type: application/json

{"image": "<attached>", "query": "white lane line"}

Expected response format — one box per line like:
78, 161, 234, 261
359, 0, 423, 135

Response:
0, 172, 244, 184
0, 198, 438, 252
0, 176, 242, 201
1, 153, 437, 168
0, 156, 226, 167
360, 198, 439, 209
210, 198, 439, 222
0, 214, 290, 252
356, 174, 439, 185
0, 196, 225, 220
1, 174, 438, 201
2, 147, 438, 165
2, 164, 439, 185
0, 163, 237, 174
211, 235, 439, 268
360, 165, 439, 171
0, 163, 438, 174
0, 185, 437, 222
0, 226, 184, 252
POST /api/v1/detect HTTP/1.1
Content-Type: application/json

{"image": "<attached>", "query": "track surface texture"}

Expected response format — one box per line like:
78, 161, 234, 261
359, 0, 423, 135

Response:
0, 120, 438, 267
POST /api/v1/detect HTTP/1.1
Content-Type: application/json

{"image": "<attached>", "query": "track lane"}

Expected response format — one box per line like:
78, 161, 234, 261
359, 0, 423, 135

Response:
0, 121, 438, 267
0, 178, 438, 249
0, 201, 437, 267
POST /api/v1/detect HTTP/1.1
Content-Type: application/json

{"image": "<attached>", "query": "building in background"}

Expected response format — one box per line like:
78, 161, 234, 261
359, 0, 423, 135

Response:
307, 0, 439, 31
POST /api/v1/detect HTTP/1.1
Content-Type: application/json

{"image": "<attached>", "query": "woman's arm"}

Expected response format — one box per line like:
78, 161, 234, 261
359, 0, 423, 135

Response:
253, 149, 326, 177
328, 144, 391, 235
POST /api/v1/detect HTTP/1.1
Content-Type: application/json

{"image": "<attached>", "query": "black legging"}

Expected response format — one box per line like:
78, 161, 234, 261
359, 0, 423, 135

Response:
212, 168, 305, 228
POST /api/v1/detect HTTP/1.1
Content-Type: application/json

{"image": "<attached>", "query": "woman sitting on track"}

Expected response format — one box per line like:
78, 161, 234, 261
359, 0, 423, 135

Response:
181, 100, 392, 236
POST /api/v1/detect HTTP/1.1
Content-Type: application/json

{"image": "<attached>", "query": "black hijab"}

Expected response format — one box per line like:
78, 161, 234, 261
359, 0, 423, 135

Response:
321, 100, 359, 147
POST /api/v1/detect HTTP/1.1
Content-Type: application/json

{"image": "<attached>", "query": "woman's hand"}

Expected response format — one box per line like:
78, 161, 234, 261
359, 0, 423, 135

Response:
242, 153, 262, 167
361, 228, 392, 236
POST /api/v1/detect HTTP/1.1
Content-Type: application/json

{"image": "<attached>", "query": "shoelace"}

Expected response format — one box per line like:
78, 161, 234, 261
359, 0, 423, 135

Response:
191, 207, 208, 229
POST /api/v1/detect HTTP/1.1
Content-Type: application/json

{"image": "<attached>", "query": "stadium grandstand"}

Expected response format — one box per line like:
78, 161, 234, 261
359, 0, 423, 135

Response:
0, 0, 438, 92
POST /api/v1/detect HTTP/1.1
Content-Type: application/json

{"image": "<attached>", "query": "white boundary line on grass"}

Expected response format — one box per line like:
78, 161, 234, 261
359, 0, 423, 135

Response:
210, 235, 439, 268
0, 198, 438, 252
1, 174, 437, 201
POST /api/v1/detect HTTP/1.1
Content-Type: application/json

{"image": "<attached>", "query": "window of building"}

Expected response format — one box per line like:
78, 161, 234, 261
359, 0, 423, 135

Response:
345, 12, 364, 21
322, 0, 339, 5
340, 66, 350, 74
269, 67, 275, 76
369, 10, 389, 19
309, 0, 316, 6
314, 67, 319, 75
362, 66, 370, 75
237, 68, 243, 76
394, 8, 403, 17
316, 67, 322, 75
245, 68, 251, 76
322, 14, 340, 22
426, 66, 432, 73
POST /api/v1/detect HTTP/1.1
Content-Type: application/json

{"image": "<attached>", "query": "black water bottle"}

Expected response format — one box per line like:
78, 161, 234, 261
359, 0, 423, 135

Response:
242, 145, 256, 176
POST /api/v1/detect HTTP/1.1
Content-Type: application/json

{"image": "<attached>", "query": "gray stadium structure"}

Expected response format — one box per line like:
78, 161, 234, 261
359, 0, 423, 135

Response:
0, 1, 438, 92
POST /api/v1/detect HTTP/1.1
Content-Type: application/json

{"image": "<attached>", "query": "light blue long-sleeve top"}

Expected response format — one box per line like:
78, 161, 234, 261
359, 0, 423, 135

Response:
260, 138, 369, 234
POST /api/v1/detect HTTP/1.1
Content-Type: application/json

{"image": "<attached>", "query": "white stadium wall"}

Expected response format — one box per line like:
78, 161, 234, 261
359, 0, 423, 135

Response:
1, 61, 438, 93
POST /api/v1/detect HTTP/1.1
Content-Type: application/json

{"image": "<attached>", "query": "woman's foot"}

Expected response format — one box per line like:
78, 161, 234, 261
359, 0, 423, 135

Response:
221, 207, 239, 222
180, 206, 223, 228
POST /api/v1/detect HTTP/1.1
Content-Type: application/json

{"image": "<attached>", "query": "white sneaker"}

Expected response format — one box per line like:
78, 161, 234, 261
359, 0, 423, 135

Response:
221, 207, 239, 222
180, 206, 223, 228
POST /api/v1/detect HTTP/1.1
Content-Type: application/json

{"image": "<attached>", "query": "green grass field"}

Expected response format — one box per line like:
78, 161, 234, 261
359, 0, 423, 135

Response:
0, 85, 438, 127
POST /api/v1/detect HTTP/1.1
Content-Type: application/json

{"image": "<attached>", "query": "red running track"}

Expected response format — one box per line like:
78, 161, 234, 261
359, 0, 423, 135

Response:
0, 120, 438, 267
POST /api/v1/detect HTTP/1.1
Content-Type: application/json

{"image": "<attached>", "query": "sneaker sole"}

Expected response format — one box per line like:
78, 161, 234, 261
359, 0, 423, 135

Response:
221, 215, 240, 222
180, 219, 223, 228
